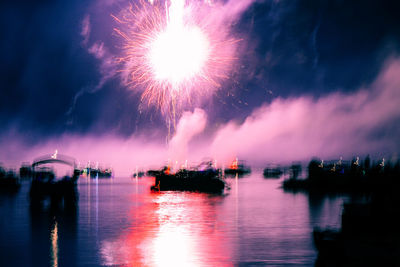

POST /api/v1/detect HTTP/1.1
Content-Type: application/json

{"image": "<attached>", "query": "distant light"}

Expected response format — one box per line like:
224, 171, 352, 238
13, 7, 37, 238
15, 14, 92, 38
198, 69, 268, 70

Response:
51, 149, 58, 159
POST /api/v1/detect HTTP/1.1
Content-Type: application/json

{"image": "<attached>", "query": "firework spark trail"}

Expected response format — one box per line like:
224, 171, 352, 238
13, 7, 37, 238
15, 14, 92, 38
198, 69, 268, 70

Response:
113, 0, 239, 133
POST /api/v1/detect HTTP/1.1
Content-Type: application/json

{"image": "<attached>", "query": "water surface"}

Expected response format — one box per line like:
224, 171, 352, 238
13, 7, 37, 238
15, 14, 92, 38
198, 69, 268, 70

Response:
0, 171, 346, 266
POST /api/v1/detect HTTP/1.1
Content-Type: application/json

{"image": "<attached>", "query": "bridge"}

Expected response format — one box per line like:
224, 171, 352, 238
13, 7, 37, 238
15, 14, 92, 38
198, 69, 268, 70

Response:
32, 152, 77, 170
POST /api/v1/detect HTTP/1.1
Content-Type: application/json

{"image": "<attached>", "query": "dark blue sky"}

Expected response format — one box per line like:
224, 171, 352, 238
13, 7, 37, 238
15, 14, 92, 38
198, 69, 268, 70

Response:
1, 0, 400, 142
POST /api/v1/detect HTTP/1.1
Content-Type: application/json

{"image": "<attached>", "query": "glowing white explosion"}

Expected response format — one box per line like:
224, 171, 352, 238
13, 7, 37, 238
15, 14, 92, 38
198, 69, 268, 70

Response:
114, 0, 238, 121
150, 24, 209, 85
149, 0, 210, 85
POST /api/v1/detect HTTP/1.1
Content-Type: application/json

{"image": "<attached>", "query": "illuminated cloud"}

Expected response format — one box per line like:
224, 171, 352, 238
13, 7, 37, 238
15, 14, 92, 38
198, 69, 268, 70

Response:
2, 58, 400, 172
2, 57, 400, 173
209, 57, 400, 164
168, 108, 207, 166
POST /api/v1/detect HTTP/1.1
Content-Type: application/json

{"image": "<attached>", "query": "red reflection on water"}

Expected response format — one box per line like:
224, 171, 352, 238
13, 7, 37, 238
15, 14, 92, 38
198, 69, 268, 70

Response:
101, 190, 232, 266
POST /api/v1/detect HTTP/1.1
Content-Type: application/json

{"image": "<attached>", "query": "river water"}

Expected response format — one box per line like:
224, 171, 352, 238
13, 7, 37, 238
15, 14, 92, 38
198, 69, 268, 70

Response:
0, 171, 347, 266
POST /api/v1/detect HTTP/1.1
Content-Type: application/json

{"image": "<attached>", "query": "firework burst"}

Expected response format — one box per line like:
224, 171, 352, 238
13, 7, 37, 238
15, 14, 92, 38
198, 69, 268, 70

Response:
114, 0, 238, 128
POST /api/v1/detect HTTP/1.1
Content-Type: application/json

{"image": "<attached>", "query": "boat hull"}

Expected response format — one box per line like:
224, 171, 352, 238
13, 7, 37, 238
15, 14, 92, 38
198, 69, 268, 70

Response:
152, 170, 225, 193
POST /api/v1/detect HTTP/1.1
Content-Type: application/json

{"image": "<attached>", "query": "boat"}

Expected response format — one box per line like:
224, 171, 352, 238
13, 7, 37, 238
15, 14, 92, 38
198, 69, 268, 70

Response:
224, 158, 251, 176
147, 169, 164, 177
289, 163, 302, 179
29, 153, 80, 202
0, 166, 21, 192
263, 165, 283, 178
151, 162, 225, 193
19, 162, 33, 179
132, 171, 145, 178
80, 162, 113, 178
86, 167, 113, 178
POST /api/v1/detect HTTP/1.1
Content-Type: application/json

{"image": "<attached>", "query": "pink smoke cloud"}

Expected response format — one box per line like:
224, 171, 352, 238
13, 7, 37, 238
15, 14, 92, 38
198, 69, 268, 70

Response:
2, 58, 400, 174
81, 15, 91, 45
88, 42, 106, 59
168, 108, 207, 166
208, 57, 400, 165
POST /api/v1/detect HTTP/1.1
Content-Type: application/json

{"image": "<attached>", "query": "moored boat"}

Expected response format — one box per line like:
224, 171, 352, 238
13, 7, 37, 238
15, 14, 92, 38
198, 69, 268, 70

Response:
133, 171, 145, 178
19, 162, 33, 179
151, 163, 225, 193
224, 158, 251, 176
86, 167, 113, 178
29, 153, 80, 203
0, 167, 21, 192
263, 166, 283, 178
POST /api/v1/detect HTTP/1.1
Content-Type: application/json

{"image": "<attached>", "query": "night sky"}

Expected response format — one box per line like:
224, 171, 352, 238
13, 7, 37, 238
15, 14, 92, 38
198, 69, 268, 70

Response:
1, 0, 400, 169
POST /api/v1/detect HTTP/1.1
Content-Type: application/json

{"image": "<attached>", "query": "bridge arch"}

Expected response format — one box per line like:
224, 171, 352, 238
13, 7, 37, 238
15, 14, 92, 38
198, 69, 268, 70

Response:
32, 154, 77, 170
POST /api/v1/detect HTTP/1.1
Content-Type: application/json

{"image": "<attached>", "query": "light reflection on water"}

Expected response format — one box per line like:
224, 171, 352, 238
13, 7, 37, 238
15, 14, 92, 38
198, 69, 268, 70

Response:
0, 172, 346, 266
50, 221, 59, 267
100, 190, 231, 266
